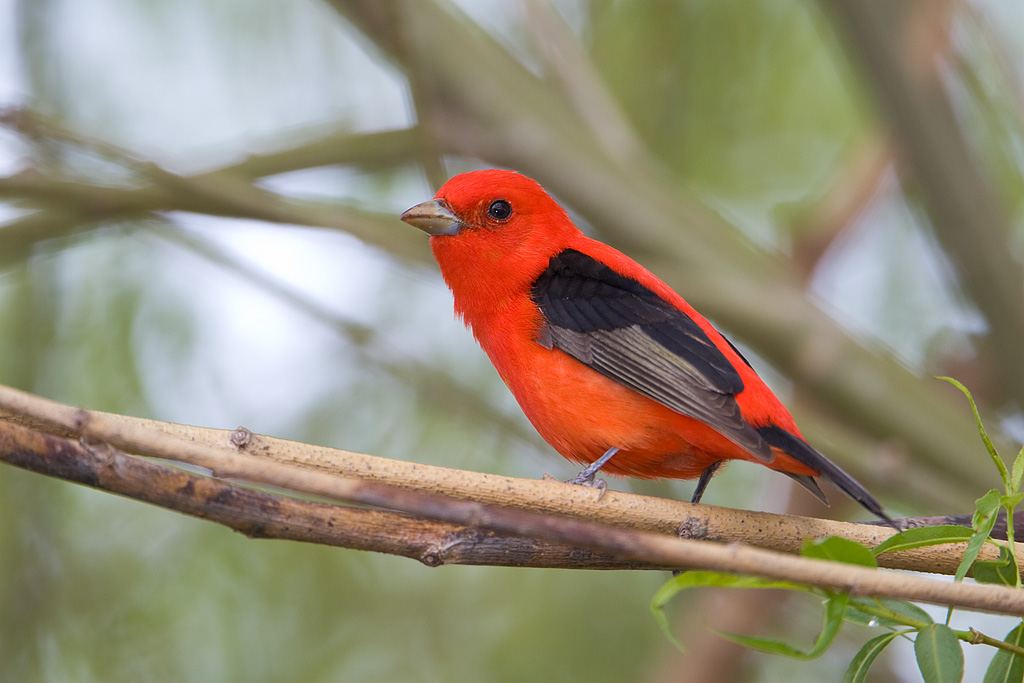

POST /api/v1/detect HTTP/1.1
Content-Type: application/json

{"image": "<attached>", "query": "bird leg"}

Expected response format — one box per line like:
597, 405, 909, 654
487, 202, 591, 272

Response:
690, 461, 722, 504
672, 461, 724, 563
564, 446, 620, 494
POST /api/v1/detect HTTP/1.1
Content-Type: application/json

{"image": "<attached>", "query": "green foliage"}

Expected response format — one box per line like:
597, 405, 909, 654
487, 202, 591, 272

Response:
845, 631, 906, 683
845, 598, 933, 630
651, 572, 819, 651
803, 535, 877, 567
983, 623, 1024, 683
870, 526, 973, 559
716, 593, 849, 660
939, 377, 1023, 589
654, 379, 1024, 682
974, 546, 1020, 587
915, 624, 965, 683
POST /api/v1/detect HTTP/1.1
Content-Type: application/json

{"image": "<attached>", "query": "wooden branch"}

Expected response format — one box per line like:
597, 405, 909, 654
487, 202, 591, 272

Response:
2, 384, 1024, 616
0, 167, 426, 265
1, 107, 420, 182
0, 420, 641, 569
0, 384, 1014, 573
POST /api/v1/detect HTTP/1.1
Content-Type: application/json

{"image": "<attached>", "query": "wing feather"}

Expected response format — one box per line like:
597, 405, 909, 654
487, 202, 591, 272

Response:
532, 249, 772, 463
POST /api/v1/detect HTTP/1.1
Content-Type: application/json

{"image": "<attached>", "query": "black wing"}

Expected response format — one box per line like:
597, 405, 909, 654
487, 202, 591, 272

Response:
531, 249, 772, 463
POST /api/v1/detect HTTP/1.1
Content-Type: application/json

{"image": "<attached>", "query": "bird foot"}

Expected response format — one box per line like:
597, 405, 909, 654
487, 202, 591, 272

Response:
567, 471, 607, 489
563, 471, 608, 500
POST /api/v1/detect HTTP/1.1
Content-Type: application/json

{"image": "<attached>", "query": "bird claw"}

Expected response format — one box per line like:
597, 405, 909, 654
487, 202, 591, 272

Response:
564, 471, 608, 500
566, 470, 601, 486
590, 478, 608, 501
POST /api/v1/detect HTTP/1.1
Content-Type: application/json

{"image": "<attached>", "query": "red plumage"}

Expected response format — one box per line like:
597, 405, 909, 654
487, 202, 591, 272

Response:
401, 169, 887, 519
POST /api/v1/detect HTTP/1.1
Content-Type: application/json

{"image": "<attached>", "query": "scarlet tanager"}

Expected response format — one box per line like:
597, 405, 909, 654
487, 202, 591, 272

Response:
401, 169, 889, 521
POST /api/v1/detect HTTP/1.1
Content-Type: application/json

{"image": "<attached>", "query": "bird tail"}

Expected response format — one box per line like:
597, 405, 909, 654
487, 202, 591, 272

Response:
782, 472, 829, 507
756, 425, 894, 527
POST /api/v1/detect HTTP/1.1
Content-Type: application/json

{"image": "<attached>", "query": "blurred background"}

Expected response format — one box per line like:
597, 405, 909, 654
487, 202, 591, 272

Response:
1, 1, 1023, 681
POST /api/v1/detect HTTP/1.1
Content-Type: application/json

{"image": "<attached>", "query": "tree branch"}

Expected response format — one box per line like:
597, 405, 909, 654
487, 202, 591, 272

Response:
0, 419, 641, 569
1, 384, 1023, 616
0, 109, 429, 265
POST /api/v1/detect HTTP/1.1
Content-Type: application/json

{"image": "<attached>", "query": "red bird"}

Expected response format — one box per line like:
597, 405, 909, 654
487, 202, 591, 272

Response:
401, 169, 889, 521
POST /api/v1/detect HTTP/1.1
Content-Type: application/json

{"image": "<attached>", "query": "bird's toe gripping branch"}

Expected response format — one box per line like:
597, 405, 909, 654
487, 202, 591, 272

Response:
560, 446, 620, 499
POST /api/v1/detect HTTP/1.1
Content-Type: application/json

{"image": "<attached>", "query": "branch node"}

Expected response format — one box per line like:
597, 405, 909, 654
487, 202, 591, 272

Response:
423, 527, 499, 568
421, 531, 468, 568
231, 426, 253, 449
420, 551, 443, 568
677, 514, 709, 541
73, 407, 91, 433
78, 435, 118, 468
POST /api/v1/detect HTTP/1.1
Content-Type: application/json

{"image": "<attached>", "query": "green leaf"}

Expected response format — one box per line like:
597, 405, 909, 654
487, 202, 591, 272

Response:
803, 536, 877, 567
973, 559, 1018, 586
983, 622, 1024, 683
1011, 446, 1024, 494
977, 490, 1004, 522
1003, 493, 1024, 509
651, 571, 816, 611
999, 495, 1022, 588
717, 593, 848, 660
650, 571, 818, 650
938, 376, 1007, 482
872, 526, 973, 556
915, 624, 964, 683
844, 631, 903, 683
954, 490, 1003, 583
974, 546, 1019, 587
845, 598, 933, 629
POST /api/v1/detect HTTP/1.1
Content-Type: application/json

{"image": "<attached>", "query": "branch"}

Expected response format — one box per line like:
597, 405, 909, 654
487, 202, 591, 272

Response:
0, 420, 638, 569
0, 166, 427, 265
0, 109, 430, 265
1, 384, 1023, 617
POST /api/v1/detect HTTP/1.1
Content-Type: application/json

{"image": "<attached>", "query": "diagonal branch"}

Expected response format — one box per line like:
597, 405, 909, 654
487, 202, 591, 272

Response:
0, 109, 429, 264
0, 166, 427, 264
2, 383, 1023, 617
823, 0, 1024, 410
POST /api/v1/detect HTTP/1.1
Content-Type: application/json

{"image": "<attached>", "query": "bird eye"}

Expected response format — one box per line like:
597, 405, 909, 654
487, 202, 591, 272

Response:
487, 199, 512, 221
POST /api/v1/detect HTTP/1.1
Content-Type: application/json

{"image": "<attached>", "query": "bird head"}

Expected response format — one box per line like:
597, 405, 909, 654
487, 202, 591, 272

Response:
400, 170, 581, 318
401, 169, 573, 239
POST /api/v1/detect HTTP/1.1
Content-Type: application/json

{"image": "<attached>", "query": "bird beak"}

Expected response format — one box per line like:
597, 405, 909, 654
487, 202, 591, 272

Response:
400, 199, 463, 236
